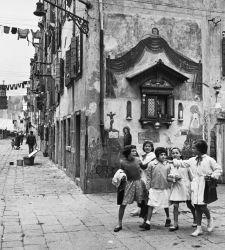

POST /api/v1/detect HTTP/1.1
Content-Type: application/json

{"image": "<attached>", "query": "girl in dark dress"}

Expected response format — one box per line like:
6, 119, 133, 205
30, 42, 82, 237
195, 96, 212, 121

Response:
114, 145, 146, 232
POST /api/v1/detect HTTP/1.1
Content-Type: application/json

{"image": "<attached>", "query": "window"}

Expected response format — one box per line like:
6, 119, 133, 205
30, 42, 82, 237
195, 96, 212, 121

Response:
71, 31, 83, 80
126, 101, 132, 120
144, 95, 174, 119
65, 31, 83, 88
140, 80, 175, 128
65, 48, 71, 87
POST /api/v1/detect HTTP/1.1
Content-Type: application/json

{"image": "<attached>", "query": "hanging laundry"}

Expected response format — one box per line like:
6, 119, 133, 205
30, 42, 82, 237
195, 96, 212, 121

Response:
31, 29, 42, 43
18, 28, 29, 40
4, 26, 10, 34
11, 27, 17, 34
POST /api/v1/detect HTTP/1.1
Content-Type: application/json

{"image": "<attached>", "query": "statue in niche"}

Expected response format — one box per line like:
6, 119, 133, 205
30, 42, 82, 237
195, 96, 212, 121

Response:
123, 126, 132, 147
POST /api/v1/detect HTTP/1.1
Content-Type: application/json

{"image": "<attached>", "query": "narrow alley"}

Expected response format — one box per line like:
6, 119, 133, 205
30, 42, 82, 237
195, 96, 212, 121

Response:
0, 139, 225, 250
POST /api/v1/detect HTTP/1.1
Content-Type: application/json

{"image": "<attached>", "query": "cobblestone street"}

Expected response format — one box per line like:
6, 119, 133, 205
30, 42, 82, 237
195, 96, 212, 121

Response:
0, 139, 225, 250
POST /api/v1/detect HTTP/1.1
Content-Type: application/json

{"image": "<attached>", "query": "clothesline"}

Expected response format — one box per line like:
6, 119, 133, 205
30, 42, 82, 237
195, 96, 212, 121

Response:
0, 24, 41, 44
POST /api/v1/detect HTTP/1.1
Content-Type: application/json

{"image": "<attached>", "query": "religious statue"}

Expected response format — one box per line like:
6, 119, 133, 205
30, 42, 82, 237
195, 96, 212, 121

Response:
107, 112, 116, 131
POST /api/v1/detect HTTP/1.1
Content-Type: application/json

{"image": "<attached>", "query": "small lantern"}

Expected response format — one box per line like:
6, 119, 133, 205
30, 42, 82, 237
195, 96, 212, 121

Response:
154, 121, 161, 129
178, 103, 183, 122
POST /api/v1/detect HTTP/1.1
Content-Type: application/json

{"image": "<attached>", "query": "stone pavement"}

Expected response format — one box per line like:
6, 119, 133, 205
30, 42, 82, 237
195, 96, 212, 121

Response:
0, 139, 225, 250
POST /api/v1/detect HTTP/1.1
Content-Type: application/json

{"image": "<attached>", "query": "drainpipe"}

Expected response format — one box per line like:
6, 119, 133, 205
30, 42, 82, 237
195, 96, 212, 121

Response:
99, 0, 105, 146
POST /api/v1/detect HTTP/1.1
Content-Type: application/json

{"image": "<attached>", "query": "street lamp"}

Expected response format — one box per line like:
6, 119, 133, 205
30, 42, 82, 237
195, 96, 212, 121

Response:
33, 0, 89, 35
33, 0, 46, 16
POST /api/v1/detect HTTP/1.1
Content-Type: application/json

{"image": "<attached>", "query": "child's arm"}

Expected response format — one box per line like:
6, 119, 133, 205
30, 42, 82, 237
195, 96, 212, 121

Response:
167, 168, 175, 183
146, 164, 152, 190
210, 157, 222, 179
173, 158, 191, 168
187, 168, 193, 181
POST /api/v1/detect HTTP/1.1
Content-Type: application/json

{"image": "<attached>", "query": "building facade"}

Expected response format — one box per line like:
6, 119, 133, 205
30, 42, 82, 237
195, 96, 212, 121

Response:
30, 0, 225, 193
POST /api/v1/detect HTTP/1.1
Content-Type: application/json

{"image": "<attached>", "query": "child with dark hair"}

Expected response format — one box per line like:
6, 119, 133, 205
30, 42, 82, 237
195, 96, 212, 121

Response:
140, 140, 156, 183
114, 145, 146, 232
140, 147, 171, 230
173, 140, 222, 236
130, 145, 139, 158
130, 141, 155, 216
168, 147, 196, 231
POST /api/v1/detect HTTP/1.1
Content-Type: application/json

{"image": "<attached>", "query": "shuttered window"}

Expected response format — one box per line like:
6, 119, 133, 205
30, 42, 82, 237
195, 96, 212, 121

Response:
70, 32, 83, 81
65, 48, 71, 86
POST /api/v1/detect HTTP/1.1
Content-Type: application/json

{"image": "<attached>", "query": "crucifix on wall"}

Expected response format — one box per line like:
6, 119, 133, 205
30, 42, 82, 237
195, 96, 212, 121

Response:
107, 112, 116, 131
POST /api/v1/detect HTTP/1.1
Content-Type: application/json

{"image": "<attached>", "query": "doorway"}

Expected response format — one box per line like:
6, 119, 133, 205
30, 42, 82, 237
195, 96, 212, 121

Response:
216, 124, 225, 183
75, 112, 81, 178
63, 119, 66, 169
56, 121, 59, 164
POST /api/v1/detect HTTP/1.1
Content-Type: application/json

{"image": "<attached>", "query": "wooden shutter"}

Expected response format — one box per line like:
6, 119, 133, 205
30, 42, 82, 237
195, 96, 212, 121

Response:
222, 37, 225, 76
65, 49, 71, 86
55, 61, 60, 105
167, 95, 174, 118
60, 58, 64, 94
76, 35, 80, 75
71, 37, 76, 79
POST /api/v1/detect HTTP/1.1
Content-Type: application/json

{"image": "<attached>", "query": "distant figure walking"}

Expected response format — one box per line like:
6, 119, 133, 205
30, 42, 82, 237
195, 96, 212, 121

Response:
15, 133, 21, 150
20, 132, 24, 145
11, 139, 15, 150
26, 131, 36, 153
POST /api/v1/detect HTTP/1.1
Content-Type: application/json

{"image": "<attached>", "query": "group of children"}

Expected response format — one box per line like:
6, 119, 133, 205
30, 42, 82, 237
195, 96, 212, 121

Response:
114, 139, 222, 237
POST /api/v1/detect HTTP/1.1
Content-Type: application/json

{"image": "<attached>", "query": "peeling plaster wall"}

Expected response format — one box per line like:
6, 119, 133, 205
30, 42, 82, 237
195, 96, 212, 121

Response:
102, 0, 225, 166
104, 1, 204, 155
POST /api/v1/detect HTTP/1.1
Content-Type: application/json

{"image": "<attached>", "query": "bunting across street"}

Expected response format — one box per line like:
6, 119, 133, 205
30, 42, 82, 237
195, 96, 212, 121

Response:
4, 81, 29, 91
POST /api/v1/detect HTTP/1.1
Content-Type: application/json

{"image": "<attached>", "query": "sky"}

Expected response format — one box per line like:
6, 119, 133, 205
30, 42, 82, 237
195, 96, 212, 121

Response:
0, 0, 40, 94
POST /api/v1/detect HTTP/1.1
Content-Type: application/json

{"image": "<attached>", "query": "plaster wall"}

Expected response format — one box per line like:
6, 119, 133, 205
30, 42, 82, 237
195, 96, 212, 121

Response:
52, 0, 225, 192
103, 1, 204, 152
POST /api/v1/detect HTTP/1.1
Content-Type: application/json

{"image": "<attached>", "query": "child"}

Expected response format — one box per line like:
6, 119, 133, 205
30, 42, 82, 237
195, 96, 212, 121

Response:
168, 147, 196, 231
173, 140, 222, 236
140, 140, 156, 184
141, 147, 171, 230
130, 142, 155, 216
114, 145, 146, 232
11, 139, 15, 150
130, 145, 139, 158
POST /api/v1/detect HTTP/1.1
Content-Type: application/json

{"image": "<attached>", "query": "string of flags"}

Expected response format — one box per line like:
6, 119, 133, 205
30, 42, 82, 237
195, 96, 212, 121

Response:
4, 81, 29, 91
0, 24, 41, 44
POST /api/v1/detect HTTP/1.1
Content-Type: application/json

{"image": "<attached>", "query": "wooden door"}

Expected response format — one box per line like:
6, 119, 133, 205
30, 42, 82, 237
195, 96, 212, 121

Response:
216, 124, 225, 183
75, 113, 81, 178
